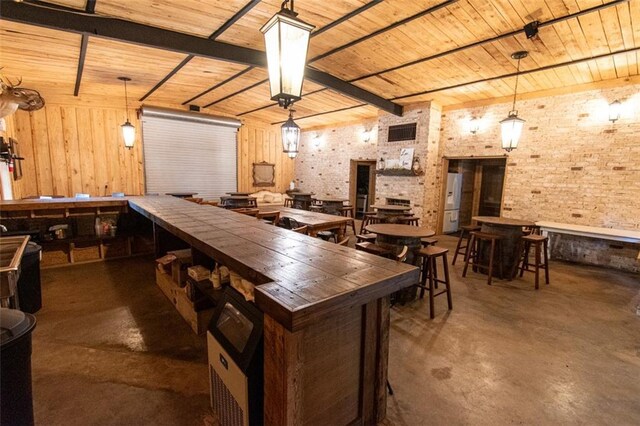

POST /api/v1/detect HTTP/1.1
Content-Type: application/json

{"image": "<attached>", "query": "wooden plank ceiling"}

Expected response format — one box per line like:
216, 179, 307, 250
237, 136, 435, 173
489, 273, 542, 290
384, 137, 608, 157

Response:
0, 0, 638, 129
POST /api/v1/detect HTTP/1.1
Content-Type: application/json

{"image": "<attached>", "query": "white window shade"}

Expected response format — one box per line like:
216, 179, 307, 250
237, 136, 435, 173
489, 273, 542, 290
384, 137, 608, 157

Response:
141, 107, 240, 200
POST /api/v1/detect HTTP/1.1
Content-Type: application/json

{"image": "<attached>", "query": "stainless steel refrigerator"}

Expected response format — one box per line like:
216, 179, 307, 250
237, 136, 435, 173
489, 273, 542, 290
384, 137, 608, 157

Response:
443, 173, 463, 233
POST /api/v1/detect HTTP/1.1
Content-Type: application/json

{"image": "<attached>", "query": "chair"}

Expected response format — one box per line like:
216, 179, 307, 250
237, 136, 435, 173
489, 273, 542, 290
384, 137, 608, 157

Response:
417, 246, 452, 319
256, 211, 280, 225
292, 225, 308, 235
462, 231, 504, 286
421, 237, 438, 247
396, 216, 419, 226
317, 231, 337, 242
452, 225, 481, 265
310, 205, 324, 213
231, 208, 259, 217
280, 217, 301, 229
337, 237, 350, 246
514, 234, 550, 289
200, 201, 219, 207
356, 214, 385, 243
523, 225, 541, 236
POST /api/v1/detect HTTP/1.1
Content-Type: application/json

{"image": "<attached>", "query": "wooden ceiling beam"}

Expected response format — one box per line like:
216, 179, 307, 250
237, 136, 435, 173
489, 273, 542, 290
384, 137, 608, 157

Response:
239, 0, 629, 116
310, 0, 458, 62
1, 0, 402, 115
351, 0, 630, 83
393, 46, 640, 102
73, 0, 96, 96
270, 104, 368, 125
142, 0, 261, 102
311, 0, 383, 38
73, 34, 89, 96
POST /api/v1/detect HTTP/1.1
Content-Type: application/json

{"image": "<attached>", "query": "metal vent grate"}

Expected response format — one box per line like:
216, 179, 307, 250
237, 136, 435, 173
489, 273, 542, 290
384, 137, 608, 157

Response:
210, 366, 243, 426
388, 123, 417, 142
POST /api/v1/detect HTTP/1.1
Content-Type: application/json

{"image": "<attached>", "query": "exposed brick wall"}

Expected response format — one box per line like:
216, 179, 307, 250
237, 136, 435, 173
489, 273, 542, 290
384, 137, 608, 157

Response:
439, 84, 640, 231
295, 120, 378, 198
296, 104, 440, 220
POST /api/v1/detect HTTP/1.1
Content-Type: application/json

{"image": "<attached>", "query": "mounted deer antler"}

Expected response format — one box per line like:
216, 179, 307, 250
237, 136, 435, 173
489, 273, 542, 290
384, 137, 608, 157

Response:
0, 73, 45, 119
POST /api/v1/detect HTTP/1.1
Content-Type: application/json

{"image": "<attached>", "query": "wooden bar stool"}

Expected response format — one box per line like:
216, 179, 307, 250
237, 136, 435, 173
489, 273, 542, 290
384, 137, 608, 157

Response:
515, 234, 550, 289
421, 237, 438, 247
284, 197, 293, 207
356, 215, 384, 243
416, 246, 452, 319
462, 231, 503, 286
452, 225, 481, 265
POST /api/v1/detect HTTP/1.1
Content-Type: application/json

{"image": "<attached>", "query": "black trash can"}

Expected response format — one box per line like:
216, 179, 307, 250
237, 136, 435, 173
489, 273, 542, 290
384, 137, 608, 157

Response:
0, 308, 37, 426
17, 242, 42, 314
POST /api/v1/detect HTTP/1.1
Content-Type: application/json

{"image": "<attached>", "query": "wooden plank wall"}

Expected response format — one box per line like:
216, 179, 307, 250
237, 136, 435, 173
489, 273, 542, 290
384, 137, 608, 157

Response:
237, 120, 295, 194
3, 107, 294, 200
9, 105, 145, 199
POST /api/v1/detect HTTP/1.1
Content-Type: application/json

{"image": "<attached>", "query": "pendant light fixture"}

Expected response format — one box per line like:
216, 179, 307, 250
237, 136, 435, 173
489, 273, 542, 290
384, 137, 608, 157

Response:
500, 51, 528, 152
118, 77, 135, 149
261, 0, 315, 109
281, 109, 300, 159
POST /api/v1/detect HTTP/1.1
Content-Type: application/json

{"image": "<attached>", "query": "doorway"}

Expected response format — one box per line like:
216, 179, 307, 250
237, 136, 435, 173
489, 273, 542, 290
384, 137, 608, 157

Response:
349, 160, 377, 219
437, 157, 507, 234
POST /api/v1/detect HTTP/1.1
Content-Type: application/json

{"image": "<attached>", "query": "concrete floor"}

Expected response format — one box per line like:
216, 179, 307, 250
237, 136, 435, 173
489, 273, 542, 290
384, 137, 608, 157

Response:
31, 235, 639, 425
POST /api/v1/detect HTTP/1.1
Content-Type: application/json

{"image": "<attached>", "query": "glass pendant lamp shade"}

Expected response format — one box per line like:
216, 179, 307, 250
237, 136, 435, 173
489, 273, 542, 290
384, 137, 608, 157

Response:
121, 120, 136, 149
118, 76, 135, 149
281, 110, 300, 159
500, 51, 528, 152
500, 111, 525, 152
261, 1, 314, 109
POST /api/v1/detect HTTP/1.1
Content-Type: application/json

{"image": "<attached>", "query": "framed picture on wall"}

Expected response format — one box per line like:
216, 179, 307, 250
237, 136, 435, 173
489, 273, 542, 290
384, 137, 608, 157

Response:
252, 161, 275, 187
399, 148, 414, 170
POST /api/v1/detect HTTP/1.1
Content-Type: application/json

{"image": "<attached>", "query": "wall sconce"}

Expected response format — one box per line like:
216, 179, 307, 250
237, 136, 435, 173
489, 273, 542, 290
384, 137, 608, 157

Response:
312, 133, 321, 148
469, 118, 480, 134
609, 100, 621, 123
362, 129, 371, 143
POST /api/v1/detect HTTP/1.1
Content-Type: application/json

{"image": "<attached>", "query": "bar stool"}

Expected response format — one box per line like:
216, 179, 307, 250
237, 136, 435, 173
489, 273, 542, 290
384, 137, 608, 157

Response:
515, 234, 550, 289
416, 246, 452, 319
421, 237, 438, 247
356, 215, 384, 243
340, 207, 357, 235
284, 197, 293, 207
462, 231, 503, 286
396, 216, 419, 226
452, 225, 481, 265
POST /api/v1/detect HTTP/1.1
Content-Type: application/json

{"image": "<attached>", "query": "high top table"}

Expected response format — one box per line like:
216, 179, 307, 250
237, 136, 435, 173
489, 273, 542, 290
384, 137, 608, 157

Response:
370, 204, 412, 222
219, 195, 257, 209
291, 192, 314, 210
365, 223, 435, 303
314, 197, 348, 215
472, 216, 536, 278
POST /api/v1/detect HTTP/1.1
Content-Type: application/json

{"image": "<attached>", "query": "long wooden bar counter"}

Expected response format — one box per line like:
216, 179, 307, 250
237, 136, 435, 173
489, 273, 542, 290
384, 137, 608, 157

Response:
1, 195, 419, 424
128, 196, 419, 425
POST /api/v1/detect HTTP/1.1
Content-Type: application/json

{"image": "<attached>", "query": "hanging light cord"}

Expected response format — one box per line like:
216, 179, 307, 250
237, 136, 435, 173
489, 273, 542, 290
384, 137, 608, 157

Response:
511, 57, 522, 112
123, 79, 130, 122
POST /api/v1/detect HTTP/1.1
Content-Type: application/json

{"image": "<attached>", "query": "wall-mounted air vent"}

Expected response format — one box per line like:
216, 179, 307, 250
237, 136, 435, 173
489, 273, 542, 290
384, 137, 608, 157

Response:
388, 123, 417, 142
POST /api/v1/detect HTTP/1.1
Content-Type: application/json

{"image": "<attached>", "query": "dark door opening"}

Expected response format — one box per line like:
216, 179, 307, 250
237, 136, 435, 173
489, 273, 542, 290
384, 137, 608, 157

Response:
349, 160, 377, 219
438, 157, 507, 234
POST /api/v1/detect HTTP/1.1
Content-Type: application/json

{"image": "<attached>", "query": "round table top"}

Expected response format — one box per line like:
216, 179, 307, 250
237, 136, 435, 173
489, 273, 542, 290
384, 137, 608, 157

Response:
166, 192, 198, 197
366, 224, 435, 238
292, 192, 314, 197
315, 197, 348, 203
473, 216, 536, 227
226, 192, 252, 196
370, 204, 412, 211
220, 195, 257, 200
